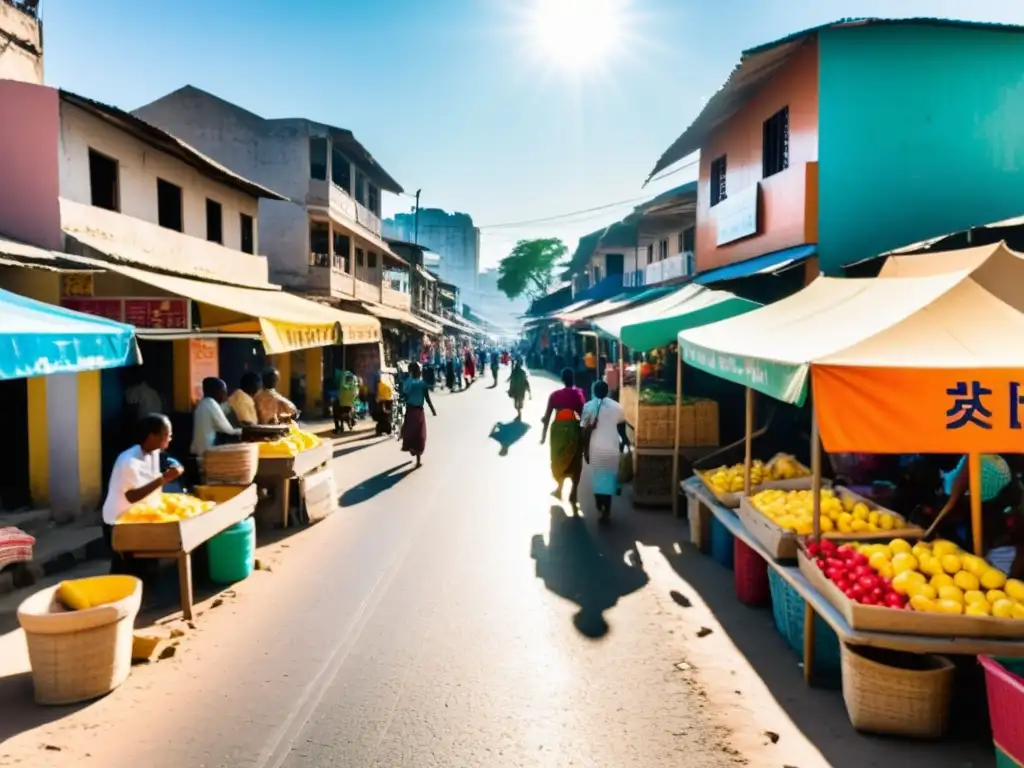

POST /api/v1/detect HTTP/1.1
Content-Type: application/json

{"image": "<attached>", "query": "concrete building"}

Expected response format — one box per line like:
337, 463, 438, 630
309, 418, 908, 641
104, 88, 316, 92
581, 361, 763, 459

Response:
134, 86, 421, 319
0, 0, 42, 84
384, 208, 480, 292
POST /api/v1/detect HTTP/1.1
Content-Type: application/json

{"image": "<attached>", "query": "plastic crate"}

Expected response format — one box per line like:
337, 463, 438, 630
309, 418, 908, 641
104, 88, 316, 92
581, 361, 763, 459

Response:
734, 538, 770, 607
709, 516, 734, 570
981, 656, 1024, 765
767, 569, 841, 679
768, 569, 789, 641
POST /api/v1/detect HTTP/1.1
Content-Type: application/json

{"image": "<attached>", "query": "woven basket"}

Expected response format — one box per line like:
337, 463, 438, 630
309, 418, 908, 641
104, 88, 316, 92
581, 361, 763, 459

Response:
203, 443, 259, 485
841, 643, 955, 738
17, 578, 142, 705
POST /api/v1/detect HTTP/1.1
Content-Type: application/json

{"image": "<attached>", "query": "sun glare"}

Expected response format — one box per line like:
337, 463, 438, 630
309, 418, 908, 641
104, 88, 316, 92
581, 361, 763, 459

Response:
526, 0, 627, 73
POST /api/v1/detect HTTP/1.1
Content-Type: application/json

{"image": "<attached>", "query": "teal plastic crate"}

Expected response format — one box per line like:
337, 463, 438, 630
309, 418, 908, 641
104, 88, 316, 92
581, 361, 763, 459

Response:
709, 516, 734, 570
767, 569, 841, 681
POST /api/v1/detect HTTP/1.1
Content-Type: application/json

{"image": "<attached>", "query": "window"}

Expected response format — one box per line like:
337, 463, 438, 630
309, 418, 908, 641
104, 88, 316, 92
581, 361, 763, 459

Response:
763, 106, 790, 178
593, 266, 601, 284
309, 137, 328, 180
367, 183, 380, 215
309, 221, 330, 267
356, 248, 364, 268
354, 171, 366, 206
156, 178, 182, 232
659, 239, 668, 260
333, 231, 350, 271
205, 199, 223, 244
331, 146, 351, 193
367, 251, 377, 268
240, 213, 254, 254
88, 149, 119, 211
685, 252, 695, 276
710, 155, 727, 206
681, 226, 695, 253
646, 243, 654, 265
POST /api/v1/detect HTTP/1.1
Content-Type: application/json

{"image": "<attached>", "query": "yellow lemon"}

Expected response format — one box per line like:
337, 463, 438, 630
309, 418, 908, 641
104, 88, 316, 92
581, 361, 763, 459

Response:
1013, 603, 1024, 620
961, 555, 988, 578
852, 506, 869, 522
908, 583, 937, 600
936, 599, 964, 615
879, 564, 895, 581
966, 602, 992, 617
981, 568, 1008, 591
940, 554, 963, 575
909, 595, 937, 613
841, 495, 856, 512
879, 513, 896, 531
868, 510, 880, 526
954, 571, 980, 592
1005, 579, 1024, 603
868, 552, 891, 571
932, 540, 959, 558
964, 589, 988, 605
930, 573, 955, 590
892, 571, 922, 595
987, 590, 1008, 605
992, 599, 1016, 619
922, 557, 945, 578
891, 553, 919, 575
938, 585, 965, 604
889, 539, 912, 556
851, 519, 869, 533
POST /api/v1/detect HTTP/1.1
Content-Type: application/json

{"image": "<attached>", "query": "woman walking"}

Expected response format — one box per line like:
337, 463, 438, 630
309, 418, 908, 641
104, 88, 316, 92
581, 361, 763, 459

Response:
581, 381, 630, 522
401, 362, 436, 468
445, 356, 456, 391
507, 359, 531, 421
464, 349, 476, 385
540, 368, 586, 510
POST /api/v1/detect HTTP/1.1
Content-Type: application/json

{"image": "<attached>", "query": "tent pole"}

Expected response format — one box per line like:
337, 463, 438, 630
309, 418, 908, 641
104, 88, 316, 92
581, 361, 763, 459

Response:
743, 387, 754, 494
969, 452, 983, 556
671, 350, 683, 518
811, 408, 822, 541
636, 353, 643, 447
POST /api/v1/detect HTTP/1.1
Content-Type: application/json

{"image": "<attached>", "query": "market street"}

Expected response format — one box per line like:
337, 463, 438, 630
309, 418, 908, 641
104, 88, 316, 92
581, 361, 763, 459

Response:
0, 374, 993, 768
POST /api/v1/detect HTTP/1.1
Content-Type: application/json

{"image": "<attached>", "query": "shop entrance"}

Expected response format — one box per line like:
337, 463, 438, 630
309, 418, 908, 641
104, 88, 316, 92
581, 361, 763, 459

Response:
0, 378, 30, 510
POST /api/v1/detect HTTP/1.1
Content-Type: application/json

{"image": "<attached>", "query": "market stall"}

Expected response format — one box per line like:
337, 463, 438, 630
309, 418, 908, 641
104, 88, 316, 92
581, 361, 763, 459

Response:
592, 284, 759, 506
676, 242, 1024, 741
245, 425, 333, 529
111, 484, 258, 620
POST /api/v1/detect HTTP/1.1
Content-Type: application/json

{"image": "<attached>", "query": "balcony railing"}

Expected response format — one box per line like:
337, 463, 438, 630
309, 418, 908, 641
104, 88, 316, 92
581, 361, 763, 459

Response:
623, 270, 645, 288
355, 277, 381, 304
356, 202, 382, 237
644, 251, 693, 285
382, 284, 412, 311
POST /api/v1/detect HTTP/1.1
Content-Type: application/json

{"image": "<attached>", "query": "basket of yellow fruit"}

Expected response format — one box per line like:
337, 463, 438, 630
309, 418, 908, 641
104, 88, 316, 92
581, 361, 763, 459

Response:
798, 538, 1024, 639
740, 487, 922, 560
698, 454, 812, 508
254, 425, 329, 478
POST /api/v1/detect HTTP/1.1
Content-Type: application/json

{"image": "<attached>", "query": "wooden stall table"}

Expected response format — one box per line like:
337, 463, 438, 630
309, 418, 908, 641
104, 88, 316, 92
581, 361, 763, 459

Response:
253, 442, 333, 528
111, 484, 258, 621
680, 478, 1024, 685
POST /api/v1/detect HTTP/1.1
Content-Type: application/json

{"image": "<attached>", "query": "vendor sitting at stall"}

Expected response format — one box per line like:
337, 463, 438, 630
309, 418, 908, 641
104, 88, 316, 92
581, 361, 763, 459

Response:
226, 371, 261, 427
102, 414, 184, 575
333, 371, 359, 432
191, 378, 243, 470
255, 367, 299, 425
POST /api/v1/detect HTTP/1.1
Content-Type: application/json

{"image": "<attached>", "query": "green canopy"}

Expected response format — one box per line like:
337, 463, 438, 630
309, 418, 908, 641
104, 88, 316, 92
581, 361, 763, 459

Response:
593, 284, 760, 352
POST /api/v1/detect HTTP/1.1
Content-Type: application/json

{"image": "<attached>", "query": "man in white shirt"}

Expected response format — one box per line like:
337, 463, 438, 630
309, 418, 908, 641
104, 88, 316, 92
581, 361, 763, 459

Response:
191, 377, 243, 461
102, 414, 183, 574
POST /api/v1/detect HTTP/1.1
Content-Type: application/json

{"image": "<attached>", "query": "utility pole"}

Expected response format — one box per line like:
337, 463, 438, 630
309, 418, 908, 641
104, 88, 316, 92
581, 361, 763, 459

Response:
413, 189, 422, 245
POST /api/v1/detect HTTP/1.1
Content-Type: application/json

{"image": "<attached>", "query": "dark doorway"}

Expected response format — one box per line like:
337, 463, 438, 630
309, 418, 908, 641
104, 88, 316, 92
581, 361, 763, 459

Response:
605, 253, 625, 276
0, 379, 30, 509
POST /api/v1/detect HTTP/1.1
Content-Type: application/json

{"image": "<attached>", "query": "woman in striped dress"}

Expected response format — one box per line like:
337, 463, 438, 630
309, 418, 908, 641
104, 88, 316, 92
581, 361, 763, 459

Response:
580, 381, 629, 522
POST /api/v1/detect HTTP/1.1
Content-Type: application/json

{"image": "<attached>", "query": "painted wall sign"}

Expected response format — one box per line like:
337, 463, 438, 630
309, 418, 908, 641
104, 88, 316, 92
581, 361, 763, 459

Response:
715, 184, 760, 246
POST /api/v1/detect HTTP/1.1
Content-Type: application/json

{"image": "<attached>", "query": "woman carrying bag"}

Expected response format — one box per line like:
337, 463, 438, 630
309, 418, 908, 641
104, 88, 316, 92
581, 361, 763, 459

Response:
581, 380, 630, 522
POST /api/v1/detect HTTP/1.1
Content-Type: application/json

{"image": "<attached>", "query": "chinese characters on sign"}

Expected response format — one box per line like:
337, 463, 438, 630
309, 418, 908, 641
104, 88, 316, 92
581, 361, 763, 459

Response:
946, 380, 1024, 430
60, 273, 94, 298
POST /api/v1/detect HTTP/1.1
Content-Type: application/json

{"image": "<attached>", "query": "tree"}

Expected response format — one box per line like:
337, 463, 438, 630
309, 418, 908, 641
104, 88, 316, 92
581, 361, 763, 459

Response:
496, 238, 568, 301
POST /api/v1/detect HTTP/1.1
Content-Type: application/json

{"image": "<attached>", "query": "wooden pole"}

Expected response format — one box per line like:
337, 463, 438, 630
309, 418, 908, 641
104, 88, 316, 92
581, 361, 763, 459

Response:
969, 452, 983, 556
803, 603, 816, 685
811, 408, 822, 541
671, 350, 683, 518
743, 387, 754, 494
636, 353, 643, 447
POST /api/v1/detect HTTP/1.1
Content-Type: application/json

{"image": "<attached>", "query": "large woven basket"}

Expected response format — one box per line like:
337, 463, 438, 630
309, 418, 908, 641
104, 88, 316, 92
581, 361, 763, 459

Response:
203, 442, 259, 485
841, 643, 955, 738
17, 578, 142, 705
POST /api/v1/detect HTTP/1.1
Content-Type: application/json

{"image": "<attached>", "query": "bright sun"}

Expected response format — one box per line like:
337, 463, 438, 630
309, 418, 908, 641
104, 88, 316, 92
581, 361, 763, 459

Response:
527, 0, 626, 72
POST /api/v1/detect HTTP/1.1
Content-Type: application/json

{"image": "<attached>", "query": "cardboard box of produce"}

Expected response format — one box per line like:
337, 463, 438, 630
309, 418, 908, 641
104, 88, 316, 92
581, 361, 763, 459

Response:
698, 454, 815, 508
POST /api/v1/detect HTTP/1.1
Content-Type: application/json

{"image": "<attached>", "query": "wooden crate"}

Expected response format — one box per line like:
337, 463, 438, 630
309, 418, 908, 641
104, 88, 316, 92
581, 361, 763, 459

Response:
696, 462, 816, 509
798, 549, 1024, 640
632, 446, 718, 508
624, 400, 721, 449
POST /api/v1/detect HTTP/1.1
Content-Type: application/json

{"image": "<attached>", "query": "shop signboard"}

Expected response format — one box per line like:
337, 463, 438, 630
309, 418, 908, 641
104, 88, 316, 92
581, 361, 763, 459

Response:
188, 339, 219, 404
715, 184, 759, 246
60, 273, 94, 297
58, 297, 190, 329
61, 298, 124, 323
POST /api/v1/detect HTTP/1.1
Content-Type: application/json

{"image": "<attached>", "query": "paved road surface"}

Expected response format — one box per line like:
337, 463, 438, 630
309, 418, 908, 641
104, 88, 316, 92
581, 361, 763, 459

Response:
0, 373, 995, 768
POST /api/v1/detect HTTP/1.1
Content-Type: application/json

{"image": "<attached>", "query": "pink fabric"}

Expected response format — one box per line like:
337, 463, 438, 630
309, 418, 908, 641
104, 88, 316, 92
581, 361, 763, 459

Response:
547, 386, 585, 415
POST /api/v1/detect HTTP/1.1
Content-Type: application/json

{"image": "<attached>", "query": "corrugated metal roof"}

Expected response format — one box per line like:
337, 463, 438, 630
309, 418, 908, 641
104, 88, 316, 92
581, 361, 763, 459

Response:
646, 17, 1024, 182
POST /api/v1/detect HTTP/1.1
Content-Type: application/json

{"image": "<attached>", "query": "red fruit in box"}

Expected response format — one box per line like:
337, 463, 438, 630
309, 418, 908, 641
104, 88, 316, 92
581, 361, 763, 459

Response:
816, 558, 827, 571
826, 558, 844, 571
861, 595, 878, 606
883, 592, 905, 608
850, 553, 869, 567
806, 542, 821, 558
850, 583, 867, 600
859, 575, 879, 590
825, 568, 843, 584
819, 539, 838, 556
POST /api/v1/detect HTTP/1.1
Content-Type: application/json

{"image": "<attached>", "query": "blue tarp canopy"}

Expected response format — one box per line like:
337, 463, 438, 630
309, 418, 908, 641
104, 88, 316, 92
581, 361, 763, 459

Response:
0, 288, 139, 379
694, 244, 816, 285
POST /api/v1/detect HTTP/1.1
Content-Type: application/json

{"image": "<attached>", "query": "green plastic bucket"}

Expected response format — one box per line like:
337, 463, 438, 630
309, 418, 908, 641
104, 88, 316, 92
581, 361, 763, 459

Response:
206, 517, 255, 584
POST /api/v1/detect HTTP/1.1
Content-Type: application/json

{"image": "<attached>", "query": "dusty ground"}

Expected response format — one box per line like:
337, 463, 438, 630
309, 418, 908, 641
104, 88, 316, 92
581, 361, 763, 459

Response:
0, 374, 995, 767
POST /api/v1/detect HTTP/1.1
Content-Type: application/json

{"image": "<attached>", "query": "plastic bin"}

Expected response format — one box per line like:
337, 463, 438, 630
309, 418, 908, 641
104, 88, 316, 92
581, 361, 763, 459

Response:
981, 656, 1024, 765
206, 517, 256, 584
709, 516, 734, 570
767, 569, 841, 680
734, 538, 770, 607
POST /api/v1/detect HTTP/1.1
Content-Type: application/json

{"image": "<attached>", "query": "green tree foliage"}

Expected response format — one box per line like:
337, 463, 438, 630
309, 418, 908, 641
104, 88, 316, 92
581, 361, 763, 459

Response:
496, 238, 568, 301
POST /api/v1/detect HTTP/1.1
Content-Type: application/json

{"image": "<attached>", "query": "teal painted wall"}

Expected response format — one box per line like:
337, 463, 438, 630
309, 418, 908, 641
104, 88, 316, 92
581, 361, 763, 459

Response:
817, 24, 1024, 274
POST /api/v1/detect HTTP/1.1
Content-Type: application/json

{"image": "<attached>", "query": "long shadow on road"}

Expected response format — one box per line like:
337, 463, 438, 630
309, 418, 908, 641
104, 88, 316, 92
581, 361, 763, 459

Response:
531, 505, 648, 639
340, 462, 415, 507
489, 420, 531, 456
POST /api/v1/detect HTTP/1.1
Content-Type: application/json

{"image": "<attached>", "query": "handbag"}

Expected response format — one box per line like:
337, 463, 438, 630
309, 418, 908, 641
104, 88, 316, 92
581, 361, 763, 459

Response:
618, 448, 634, 484
582, 400, 602, 464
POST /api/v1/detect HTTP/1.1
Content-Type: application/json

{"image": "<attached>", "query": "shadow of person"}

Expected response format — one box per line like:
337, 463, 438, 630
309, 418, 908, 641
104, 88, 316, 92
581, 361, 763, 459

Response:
340, 462, 415, 507
489, 420, 531, 456
530, 505, 648, 639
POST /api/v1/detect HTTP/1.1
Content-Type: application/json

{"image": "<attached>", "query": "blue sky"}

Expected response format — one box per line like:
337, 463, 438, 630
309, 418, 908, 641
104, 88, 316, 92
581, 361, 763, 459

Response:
42, 0, 1024, 268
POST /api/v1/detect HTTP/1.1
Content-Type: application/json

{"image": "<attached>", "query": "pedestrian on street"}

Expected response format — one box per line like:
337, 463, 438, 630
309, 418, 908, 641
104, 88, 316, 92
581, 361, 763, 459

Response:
540, 367, 586, 511
464, 348, 476, 385
507, 359, 531, 422
580, 380, 629, 522
454, 354, 464, 390
445, 356, 456, 391
490, 351, 500, 385
401, 361, 436, 468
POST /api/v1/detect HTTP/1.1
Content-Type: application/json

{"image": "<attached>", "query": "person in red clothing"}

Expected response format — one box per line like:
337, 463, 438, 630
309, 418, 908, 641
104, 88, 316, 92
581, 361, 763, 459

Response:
464, 348, 476, 384
539, 368, 587, 510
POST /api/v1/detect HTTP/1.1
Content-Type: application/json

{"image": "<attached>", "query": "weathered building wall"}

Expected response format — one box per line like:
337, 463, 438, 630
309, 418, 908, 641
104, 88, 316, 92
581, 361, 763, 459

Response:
0, 1, 43, 84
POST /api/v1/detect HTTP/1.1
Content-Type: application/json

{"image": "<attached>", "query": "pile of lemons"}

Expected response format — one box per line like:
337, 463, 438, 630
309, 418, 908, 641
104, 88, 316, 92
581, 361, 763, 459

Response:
258, 426, 323, 459
852, 539, 1024, 618
705, 454, 809, 495
119, 493, 215, 524
751, 488, 898, 536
